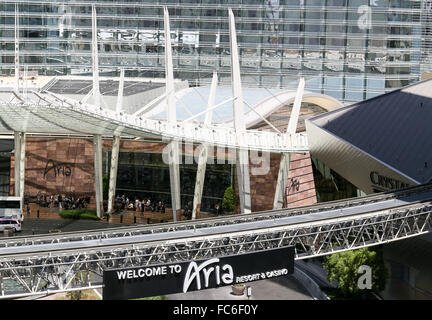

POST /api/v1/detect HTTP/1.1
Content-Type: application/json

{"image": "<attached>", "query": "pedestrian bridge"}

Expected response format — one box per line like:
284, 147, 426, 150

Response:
0, 183, 430, 299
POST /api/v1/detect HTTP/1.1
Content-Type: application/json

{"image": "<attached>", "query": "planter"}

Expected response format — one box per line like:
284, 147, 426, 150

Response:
3, 227, 14, 237
231, 284, 245, 296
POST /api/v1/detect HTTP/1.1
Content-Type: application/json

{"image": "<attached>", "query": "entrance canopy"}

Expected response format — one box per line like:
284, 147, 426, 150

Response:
0, 90, 308, 153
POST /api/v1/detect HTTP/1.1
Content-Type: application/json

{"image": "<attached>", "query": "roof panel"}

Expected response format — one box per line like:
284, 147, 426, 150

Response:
309, 78, 432, 183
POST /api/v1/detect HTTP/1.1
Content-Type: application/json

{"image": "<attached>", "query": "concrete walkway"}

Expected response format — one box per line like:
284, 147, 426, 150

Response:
1, 218, 124, 238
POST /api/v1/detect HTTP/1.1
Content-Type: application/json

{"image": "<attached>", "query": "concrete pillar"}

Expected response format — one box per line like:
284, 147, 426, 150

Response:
236, 149, 251, 214
273, 78, 305, 209
91, 4, 101, 107
107, 68, 125, 213
192, 72, 217, 220
273, 153, 290, 209
168, 140, 181, 222
192, 144, 207, 220
14, 4, 19, 93
107, 135, 120, 213
93, 135, 104, 218
116, 68, 125, 113
164, 7, 181, 221
229, 9, 251, 214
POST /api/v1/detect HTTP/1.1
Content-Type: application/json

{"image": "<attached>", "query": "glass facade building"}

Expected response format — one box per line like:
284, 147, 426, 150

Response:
0, 140, 12, 196
0, 0, 431, 103
108, 151, 233, 213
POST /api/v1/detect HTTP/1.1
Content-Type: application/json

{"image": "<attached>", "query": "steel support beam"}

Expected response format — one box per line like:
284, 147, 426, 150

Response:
273, 78, 305, 209
192, 72, 218, 220
93, 135, 103, 219
164, 7, 181, 222
229, 9, 251, 214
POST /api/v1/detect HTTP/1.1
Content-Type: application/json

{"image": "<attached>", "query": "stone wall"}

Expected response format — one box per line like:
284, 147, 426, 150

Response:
286, 153, 318, 208
11, 137, 95, 198
235, 152, 317, 212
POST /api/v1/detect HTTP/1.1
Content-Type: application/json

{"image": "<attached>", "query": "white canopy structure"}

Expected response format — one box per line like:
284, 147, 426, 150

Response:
1, 6, 343, 220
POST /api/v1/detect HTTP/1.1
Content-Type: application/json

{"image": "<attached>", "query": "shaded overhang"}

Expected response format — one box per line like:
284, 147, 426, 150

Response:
306, 78, 432, 194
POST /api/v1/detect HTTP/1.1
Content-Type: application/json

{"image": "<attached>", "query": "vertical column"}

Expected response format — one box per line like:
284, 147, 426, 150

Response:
18, 133, 26, 211
273, 153, 291, 209
107, 68, 125, 213
14, 4, 19, 92
273, 78, 305, 209
192, 72, 218, 220
229, 9, 251, 214
92, 4, 101, 107
116, 68, 125, 113
164, 7, 181, 222
13, 132, 21, 197
93, 135, 104, 219
107, 136, 120, 214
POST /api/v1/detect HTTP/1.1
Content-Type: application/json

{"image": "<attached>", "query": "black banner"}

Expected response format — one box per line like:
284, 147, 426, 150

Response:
103, 246, 295, 300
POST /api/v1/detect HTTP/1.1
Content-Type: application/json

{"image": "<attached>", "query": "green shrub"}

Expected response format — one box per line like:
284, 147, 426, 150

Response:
222, 186, 236, 212
80, 213, 100, 221
323, 247, 388, 298
134, 296, 166, 300
60, 209, 99, 220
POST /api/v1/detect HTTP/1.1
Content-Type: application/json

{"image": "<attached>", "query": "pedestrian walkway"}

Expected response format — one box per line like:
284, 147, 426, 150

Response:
24, 202, 217, 226
1, 218, 124, 237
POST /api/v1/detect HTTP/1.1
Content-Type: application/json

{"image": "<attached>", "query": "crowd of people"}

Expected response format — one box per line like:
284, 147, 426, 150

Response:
35, 192, 90, 210
31, 192, 224, 217
114, 195, 167, 214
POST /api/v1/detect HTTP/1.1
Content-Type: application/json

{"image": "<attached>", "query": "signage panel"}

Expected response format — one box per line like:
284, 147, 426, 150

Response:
103, 246, 294, 300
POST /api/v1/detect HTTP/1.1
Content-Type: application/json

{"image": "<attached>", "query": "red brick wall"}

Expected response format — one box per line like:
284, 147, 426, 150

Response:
286, 153, 317, 208
235, 152, 317, 213
11, 138, 96, 198
249, 152, 283, 212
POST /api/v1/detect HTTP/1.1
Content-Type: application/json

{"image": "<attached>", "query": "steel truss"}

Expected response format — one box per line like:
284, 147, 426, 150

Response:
0, 196, 431, 298
0, 183, 427, 249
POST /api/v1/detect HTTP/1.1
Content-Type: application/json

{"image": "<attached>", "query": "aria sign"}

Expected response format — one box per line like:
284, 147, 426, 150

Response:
43, 159, 72, 179
103, 247, 295, 300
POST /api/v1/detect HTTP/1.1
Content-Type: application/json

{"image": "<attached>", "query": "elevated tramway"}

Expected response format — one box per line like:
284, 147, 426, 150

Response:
1, 182, 431, 250
0, 183, 431, 299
